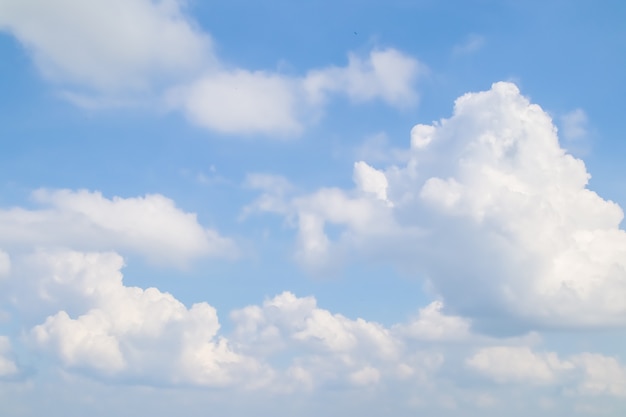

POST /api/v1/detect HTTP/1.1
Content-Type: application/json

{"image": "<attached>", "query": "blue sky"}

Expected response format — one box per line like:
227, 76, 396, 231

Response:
1, 0, 626, 415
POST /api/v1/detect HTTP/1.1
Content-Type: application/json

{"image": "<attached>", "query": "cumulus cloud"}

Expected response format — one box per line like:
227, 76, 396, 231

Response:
0, 0, 210, 92
171, 48, 424, 136
1, 245, 624, 403
25, 250, 265, 386
250, 82, 626, 329
230, 291, 442, 389
303, 48, 423, 108
0, 189, 235, 265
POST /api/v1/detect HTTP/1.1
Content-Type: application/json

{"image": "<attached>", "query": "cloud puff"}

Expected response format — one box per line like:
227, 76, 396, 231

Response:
26, 250, 265, 386
393, 301, 471, 341
0, 189, 236, 266
0, 0, 210, 92
169, 69, 303, 136
250, 82, 626, 329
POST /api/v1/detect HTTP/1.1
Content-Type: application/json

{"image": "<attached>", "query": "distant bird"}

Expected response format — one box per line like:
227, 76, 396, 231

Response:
354, 31, 358, 35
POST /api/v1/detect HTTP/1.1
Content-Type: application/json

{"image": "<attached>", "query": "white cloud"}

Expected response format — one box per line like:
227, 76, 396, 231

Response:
253, 82, 626, 329
27, 249, 265, 386
394, 301, 471, 341
0, 189, 236, 265
231, 292, 400, 359
353, 161, 392, 205
169, 69, 303, 136
230, 292, 443, 389
303, 49, 423, 108
0, 0, 210, 92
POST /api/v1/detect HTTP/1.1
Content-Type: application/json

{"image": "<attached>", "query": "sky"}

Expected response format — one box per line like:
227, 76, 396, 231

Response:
1, 0, 626, 415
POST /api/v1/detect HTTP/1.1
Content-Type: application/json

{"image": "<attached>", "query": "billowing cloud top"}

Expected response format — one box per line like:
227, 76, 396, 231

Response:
251, 82, 626, 330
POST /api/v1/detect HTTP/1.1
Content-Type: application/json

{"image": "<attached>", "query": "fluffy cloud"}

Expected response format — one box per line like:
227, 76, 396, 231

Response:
171, 48, 423, 136
394, 301, 471, 341
250, 82, 626, 329
169, 69, 303, 136
26, 250, 265, 386
0, 189, 235, 265
230, 291, 441, 389
0, 0, 210, 92
303, 48, 422, 108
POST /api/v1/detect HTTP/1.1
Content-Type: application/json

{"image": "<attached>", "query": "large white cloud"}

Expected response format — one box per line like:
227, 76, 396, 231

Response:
0, 189, 236, 265
249, 82, 626, 329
